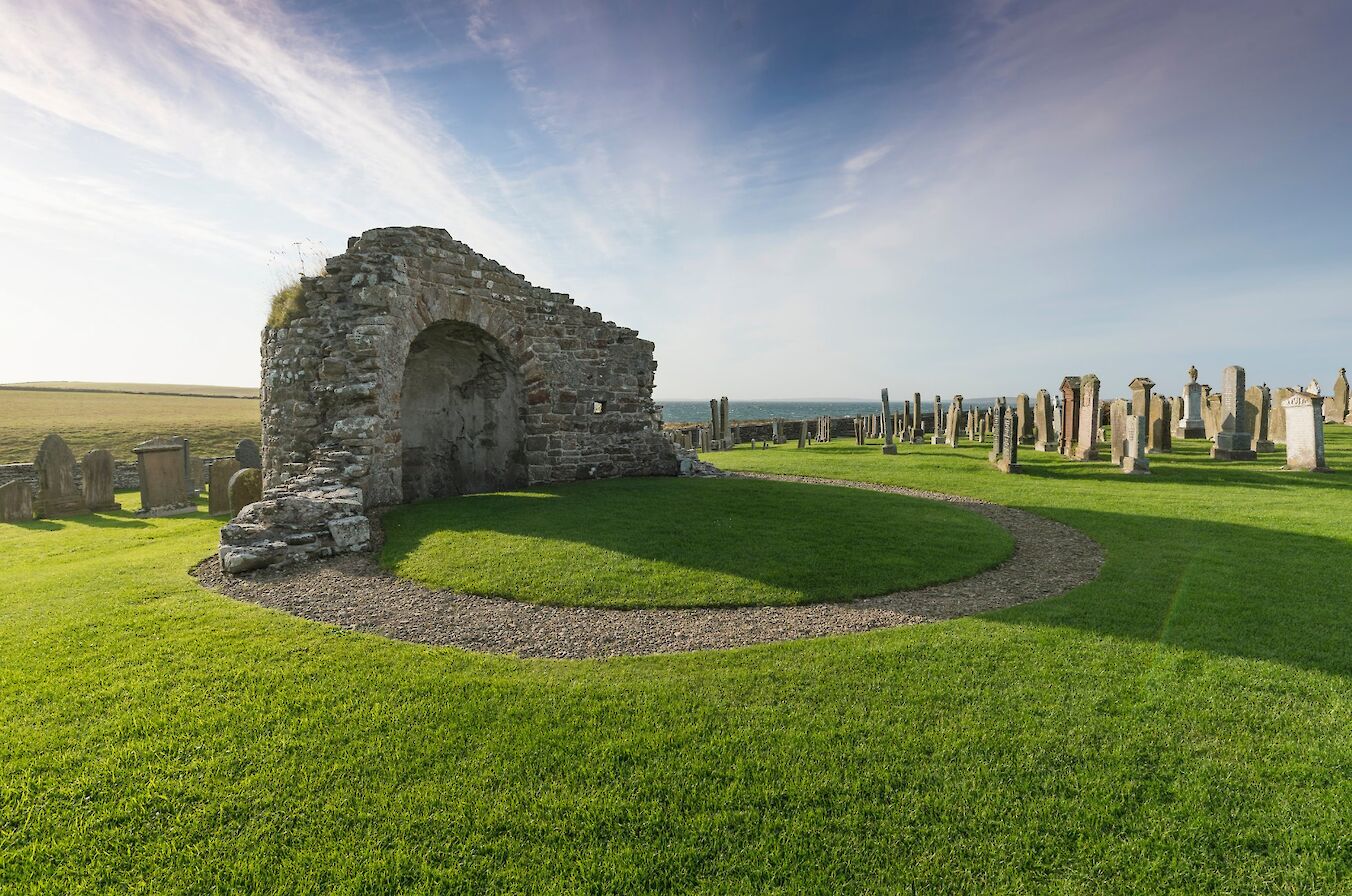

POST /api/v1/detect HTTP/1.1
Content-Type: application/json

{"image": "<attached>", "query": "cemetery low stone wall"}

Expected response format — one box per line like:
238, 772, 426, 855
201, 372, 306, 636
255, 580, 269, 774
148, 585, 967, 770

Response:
668, 418, 932, 443
0, 461, 140, 492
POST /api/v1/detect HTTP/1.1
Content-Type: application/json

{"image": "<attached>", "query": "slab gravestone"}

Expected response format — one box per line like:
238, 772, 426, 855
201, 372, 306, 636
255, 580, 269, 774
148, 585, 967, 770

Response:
234, 438, 262, 470
34, 434, 87, 518
228, 467, 263, 516
1109, 399, 1130, 466
1281, 391, 1332, 472
1270, 386, 1293, 444
1211, 365, 1257, 460
1075, 375, 1101, 461
133, 438, 195, 517
82, 449, 120, 512
1329, 368, 1349, 424
0, 480, 34, 523
1248, 385, 1274, 452
1122, 416, 1150, 475
996, 406, 1021, 473
209, 458, 242, 516
1059, 376, 1081, 456
1178, 365, 1206, 438
881, 388, 897, 455
1034, 389, 1055, 451
931, 395, 943, 445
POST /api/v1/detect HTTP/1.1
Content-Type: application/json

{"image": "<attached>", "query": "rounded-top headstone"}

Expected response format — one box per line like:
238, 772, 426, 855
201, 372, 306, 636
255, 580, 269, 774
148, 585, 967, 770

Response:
234, 438, 261, 470
82, 448, 120, 512
228, 467, 263, 516
34, 433, 86, 517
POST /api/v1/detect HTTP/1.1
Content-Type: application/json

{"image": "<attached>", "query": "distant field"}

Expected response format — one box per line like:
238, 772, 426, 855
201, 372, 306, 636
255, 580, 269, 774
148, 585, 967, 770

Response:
0, 388, 260, 462
1, 381, 258, 399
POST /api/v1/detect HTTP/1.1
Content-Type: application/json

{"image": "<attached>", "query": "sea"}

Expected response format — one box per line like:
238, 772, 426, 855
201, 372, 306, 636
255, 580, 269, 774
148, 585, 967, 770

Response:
657, 398, 998, 424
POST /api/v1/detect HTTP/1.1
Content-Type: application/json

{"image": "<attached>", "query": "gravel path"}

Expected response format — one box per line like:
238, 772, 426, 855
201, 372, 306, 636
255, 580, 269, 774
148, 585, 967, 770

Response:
193, 473, 1103, 659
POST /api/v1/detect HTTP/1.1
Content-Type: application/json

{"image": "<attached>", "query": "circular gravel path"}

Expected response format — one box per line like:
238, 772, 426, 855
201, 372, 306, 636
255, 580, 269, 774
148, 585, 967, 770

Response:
193, 473, 1103, 659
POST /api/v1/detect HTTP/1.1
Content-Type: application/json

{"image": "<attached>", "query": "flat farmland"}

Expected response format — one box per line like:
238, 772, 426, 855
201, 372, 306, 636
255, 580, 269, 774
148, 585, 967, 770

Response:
0, 387, 260, 461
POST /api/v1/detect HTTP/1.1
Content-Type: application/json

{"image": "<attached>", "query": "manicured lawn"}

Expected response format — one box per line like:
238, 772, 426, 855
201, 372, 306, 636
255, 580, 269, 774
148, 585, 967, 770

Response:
380, 477, 1013, 608
0, 388, 260, 463
1, 429, 1350, 893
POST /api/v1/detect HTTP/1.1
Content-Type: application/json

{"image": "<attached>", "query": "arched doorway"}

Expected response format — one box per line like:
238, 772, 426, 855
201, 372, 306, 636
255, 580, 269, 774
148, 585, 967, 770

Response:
399, 320, 527, 502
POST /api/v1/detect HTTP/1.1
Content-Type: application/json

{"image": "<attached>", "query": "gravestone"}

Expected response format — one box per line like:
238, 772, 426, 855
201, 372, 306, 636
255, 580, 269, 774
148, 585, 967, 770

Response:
797, 421, 807, 449
1178, 365, 1206, 438
1075, 376, 1101, 461
1059, 376, 1081, 456
1270, 387, 1293, 444
911, 392, 924, 442
988, 398, 1006, 463
931, 395, 944, 445
228, 467, 263, 516
209, 458, 242, 516
1281, 391, 1331, 472
170, 436, 199, 499
81, 449, 120, 512
133, 438, 195, 517
719, 397, 730, 450
708, 400, 720, 451
881, 390, 898, 455
34, 434, 87, 518
1329, 368, 1349, 424
945, 395, 963, 447
996, 406, 1021, 473
1129, 378, 1154, 452
771, 418, 784, 445
1033, 389, 1055, 451
1109, 399, 1130, 466
1211, 365, 1257, 460
1248, 385, 1274, 452
0, 480, 34, 523
1204, 394, 1222, 440
234, 438, 261, 470
1016, 393, 1033, 444
1122, 416, 1150, 475
1148, 394, 1171, 453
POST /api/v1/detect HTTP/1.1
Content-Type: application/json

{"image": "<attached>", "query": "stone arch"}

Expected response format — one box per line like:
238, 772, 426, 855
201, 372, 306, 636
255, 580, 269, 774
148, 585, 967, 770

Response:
397, 319, 528, 502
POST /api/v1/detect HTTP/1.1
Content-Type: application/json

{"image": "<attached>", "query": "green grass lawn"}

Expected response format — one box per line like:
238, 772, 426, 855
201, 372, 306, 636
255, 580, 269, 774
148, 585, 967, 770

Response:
381, 477, 1013, 608
0, 388, 260, 463
2, 430, 1351, 893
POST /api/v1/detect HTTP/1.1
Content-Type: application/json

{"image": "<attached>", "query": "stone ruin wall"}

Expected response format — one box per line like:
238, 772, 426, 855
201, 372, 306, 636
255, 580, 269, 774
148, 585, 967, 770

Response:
221, 226, 678, 573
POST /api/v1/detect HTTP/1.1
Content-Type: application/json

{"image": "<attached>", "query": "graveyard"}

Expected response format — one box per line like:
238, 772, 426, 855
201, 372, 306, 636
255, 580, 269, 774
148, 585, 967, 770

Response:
2, 385, 1350, 890
5, 2, 1352, 892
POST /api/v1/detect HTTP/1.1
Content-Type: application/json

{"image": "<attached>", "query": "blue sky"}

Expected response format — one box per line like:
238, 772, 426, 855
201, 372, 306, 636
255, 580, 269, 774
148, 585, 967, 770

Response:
1, 0, 1349, 399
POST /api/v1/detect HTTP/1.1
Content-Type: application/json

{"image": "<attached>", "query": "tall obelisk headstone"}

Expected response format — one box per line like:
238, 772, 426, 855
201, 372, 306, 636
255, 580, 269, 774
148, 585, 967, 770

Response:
1211, 365, 1257, 460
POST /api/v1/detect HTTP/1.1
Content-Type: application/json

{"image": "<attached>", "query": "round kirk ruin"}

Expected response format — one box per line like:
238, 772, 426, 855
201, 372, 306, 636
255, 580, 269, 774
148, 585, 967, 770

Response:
220, 226, 679, 573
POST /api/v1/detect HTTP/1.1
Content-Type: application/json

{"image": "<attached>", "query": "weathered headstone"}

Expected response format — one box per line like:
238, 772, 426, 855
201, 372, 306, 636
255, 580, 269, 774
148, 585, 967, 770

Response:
1281, 391, 1332, 472
1204, 393, 1222, 440
1178, 365, 1206, 438
34, 434, 87, 518
234, 438, 261, 470
1328, 368, 1349, 424
708, 400, 720, 451
1270, 386, 1293, 444
1016, 393, 1033, 444
1211, 365, 1257, 460
1059, 376, 1081, 456
228, 467, 263, 516
719, 397, 730, 450
1148, 394, 1171, 453
1248, 385, 1274, 452
170, 435, 200, 499
988, 399, 1006, 463
209, 458, 242, 516
1033, 389, 1055, 451
0, 480, 34, 523
945, 395, 963, 447
133, 438, 195, 517
1122, 415, 1150, 475
1076, 375, 1101, 461
81, 449, 120, 512
1129, 377, 1154, 452
911, 392, 924, 442
931, 395, 944, 445
996, 405, 1021, 473
1109, 398, 1130, 466
880, 389, 898, 455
